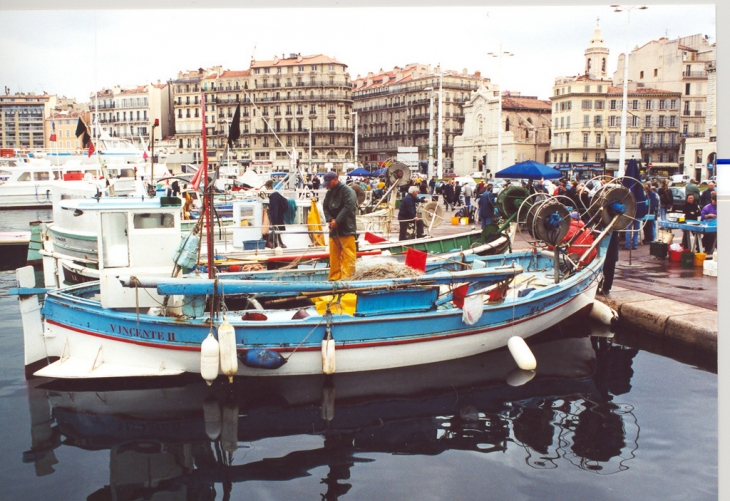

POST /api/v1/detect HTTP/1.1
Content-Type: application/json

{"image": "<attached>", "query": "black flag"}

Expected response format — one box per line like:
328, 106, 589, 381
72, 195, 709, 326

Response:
75, 118, 92, 148
227, 104, 241, 148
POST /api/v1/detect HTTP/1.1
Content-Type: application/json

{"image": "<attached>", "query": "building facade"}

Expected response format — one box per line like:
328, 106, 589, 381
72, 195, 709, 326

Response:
351, 64, 489, 173
453, 85, 552, 176
0, 90, 54, 152
171, 68, 220, 164
613, 33, 716, 179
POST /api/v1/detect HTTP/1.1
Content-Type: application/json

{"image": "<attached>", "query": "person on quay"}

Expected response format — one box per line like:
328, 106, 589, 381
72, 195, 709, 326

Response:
463, 182, 473, 207
398, 185, 425, 240
657, 179, 673, 221
442, 180, 454, 211
700, 181, 716, 207
323, 171, 358, 281
682, 193, 702, 250
478, 185, 496, 229
684, 178, 701, 202
428, 177, 436, 196
453, 181, 462, 208
643, 183, 660, 243
700, 191, 717, 252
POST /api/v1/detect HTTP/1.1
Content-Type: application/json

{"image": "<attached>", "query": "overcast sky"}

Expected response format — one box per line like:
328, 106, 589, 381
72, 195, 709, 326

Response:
0, 4, 715, 103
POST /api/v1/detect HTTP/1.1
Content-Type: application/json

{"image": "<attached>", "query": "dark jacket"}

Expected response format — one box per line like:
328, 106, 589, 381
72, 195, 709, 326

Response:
323, 181, 358, 236
658, 187, 673, 207
478, 191, 496, 221
684, 199, 701, 221
700, 187, 714, 207
268, 191, 290, 226
442, 183, 454, 202
398, 193, 419, 221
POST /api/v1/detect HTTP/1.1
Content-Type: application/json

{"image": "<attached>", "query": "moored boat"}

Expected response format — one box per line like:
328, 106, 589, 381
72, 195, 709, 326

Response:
0, 230, 31, 271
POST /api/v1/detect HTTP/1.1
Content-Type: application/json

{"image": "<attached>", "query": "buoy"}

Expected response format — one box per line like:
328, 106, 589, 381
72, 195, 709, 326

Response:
202, 397, 222, 440
322, 325, 335, 375
274, 246, 284, 256
240, 349, 287, 369
506, 367, 536, 387
220, 401, 239, 453
590, 300, 618, 326
218, 318, 238, 382
508, 336, 537, 371
200, 332, 220, 385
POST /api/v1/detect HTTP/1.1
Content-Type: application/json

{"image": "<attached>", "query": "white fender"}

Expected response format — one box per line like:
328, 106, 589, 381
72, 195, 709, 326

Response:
590, 300, 618, 326
218, 319, 238, 382
202, 397, 222, 440
508, 336, 537, 371
200, 332, 220, 385
322, 338, 336, 375
221, 402, 239, 453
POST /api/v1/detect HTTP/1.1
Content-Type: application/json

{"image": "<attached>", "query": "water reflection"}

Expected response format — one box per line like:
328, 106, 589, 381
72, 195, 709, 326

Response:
23, 323, 639, 499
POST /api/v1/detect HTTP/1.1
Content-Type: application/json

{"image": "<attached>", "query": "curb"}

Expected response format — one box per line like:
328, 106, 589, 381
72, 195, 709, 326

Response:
596, 286, 718, 353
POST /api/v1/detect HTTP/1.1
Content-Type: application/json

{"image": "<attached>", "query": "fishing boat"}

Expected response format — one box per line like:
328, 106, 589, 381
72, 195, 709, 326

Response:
12, 179, 637, 380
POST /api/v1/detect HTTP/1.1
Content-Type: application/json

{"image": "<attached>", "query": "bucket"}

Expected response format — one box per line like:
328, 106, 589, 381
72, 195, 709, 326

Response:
680, 251, 695, 268
451, 217, 459, 225
668, 248, 684, 262
694, 252, 707, 266
657, 230, 674, 245
460, 217, 469, 225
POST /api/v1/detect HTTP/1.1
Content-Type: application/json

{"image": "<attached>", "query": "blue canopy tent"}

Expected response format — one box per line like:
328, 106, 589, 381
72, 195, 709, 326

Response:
495, 160, 562, 180
347, 167, 373, 176
372, 167, 387, 177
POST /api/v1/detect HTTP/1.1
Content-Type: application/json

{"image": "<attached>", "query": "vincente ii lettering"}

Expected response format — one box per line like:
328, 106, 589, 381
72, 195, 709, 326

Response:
110, 323, 176, 341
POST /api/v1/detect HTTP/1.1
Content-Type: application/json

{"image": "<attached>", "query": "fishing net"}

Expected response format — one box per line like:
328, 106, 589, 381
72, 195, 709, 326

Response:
349, 260, 423, 281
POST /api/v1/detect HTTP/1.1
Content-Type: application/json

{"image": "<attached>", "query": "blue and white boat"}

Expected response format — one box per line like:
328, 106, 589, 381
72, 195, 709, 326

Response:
13, 182, 637, 381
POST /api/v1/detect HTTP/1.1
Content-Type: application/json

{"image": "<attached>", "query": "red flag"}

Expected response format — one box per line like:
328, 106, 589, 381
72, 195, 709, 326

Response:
190, 165, 203, 191
452, 284, 470, 309
143, 150, 149, 160
88, 141, 95, 158
49, 134, 57, 142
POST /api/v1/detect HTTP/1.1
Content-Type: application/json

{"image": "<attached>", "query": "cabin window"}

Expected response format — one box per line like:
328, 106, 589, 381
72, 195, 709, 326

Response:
34, 172, 50, 181
17, 172, 31, 182
133, 213, 175, 229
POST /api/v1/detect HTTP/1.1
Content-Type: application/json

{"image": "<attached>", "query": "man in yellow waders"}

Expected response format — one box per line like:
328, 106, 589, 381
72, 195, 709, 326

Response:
323, 171, 358, 280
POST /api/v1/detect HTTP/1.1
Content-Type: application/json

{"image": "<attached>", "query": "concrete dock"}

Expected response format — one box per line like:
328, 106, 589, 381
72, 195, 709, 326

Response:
398, 212, 718, 355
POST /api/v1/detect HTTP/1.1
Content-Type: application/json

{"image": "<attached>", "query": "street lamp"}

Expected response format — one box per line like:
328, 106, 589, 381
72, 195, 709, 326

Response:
437, 72, 444, 179
424, 87, 434, 179
350, 110, 358, 167
488, 45, 514, 176
612, 4, 648, 177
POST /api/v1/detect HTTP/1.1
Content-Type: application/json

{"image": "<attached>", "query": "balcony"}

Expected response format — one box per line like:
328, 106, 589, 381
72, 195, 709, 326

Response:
682, 70, 707, 78
640, 142, 677, 149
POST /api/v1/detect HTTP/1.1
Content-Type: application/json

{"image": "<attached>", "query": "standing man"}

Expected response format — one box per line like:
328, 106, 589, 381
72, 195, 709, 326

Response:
463, 182, 473, 207
398, 185, 425, 240
322, 171, 358, 281
684, 178, 700, 202
478, 184, 496, 229
442, 180, 454, 211
453, 181, 462, 208
429, 177, 436, 197
700, 180, 715, 207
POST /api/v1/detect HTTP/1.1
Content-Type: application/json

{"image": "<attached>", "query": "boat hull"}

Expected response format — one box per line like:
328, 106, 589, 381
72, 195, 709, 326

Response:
0, 231, 31, 271
32, 259, 599, 378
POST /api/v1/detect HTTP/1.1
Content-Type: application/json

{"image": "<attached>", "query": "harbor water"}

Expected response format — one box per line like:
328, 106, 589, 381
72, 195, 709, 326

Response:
0, 208, 717, 500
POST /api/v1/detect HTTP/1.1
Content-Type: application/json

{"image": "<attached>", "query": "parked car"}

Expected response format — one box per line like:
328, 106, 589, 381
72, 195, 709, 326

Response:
669, 186, 685, 212
670, 174, 690, 185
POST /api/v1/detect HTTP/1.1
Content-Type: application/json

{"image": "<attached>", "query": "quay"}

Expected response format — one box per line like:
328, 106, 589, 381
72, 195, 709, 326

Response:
395, 211, 718, 355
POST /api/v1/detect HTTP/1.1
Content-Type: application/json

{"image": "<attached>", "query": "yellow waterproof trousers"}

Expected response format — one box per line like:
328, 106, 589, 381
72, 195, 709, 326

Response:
328, 234, 356, 281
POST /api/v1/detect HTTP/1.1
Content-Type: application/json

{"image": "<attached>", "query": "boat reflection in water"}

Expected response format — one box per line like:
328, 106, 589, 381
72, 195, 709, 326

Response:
23, 321, 638, 499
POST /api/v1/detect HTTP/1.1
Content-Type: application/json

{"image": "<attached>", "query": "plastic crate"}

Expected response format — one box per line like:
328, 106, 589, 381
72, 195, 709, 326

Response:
243, 239, 266, 250
650, 241, 668, 259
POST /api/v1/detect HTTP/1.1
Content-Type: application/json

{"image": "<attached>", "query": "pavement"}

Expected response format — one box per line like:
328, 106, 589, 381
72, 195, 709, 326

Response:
396, 208, 718, 355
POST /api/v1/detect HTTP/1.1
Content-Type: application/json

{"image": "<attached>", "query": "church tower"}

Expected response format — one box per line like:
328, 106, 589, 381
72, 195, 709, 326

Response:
584, 21, 610, 79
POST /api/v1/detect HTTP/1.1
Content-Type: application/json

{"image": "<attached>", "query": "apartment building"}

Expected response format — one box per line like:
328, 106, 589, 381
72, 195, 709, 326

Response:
351, 64, 489, 172
89, 83, 171, 150
613, 33, 716, 180
241, 54, 354, 174
45, 109, 88, 152
550, 24, 682, 176
172, 67, 220, 164
0, 90, 54, 151
453, 85, 552, 176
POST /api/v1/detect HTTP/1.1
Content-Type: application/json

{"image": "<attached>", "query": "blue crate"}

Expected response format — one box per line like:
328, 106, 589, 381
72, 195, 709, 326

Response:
243, 239, 266, 250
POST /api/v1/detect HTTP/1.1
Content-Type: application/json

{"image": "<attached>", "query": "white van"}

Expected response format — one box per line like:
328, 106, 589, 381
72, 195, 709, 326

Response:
671, 174, 690, 184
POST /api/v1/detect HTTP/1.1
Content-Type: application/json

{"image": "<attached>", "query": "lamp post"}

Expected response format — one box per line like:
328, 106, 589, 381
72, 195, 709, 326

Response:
305, 124, 312, 173
150, 117, 159, 193
488, 45, 513, 176
424, 87, 434, 179
437, 72, 443, 179
350, 111, 358, 167
612, 4, 647, 177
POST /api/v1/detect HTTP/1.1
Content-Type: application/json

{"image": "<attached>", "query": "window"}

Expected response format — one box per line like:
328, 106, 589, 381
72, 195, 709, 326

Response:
609, 132, 616, 147
630, 133, 638, 146
583, 133, 589, 147
583, 152, 589, 161
133, 213, 175, 229
582, 100, 592, 110
685, 83, 691, 95
658, 116, 665, 127
583, 115, 590, 127
594, 100, 604, 110
311, 65, 317, 71
598, 85, 603, 92
585, 85, 591, 92
560, 117, 564, 129
670, 116, 677, 127
670, 99, 678, 109
654, 69, 658, 77
631, 100, 640, 110
594, 115, 602, 127
596, 133, 602, 146
645, 99, 653, 110
631, 115, 640, 127
609, 115, 617, 127
610, 99, 618, 110
645, 116, 652, 127
640, 70, 644, 79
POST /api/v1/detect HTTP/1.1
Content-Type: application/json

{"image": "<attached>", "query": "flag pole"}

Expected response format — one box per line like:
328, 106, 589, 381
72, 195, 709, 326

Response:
201, 92, 214, 279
